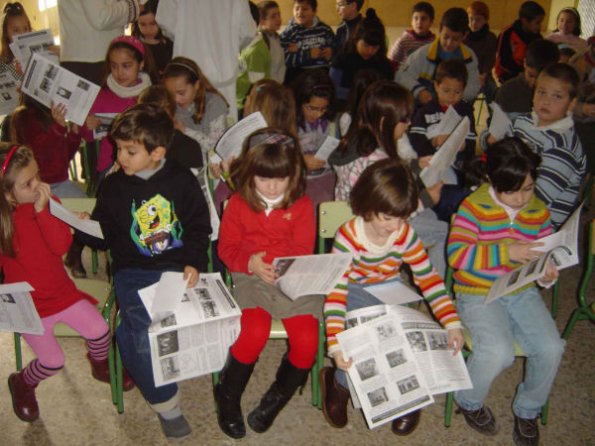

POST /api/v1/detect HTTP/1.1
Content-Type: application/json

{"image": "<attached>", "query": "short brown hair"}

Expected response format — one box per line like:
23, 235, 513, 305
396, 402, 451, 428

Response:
350, 159, 418, 221
435, 59, 468, 86
110, 103, 174, 153
467, 1, 489, 20
138, 85, 176, 117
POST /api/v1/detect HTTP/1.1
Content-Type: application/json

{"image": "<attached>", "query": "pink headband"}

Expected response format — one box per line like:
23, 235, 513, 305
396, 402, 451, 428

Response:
1, 144, 20, 176
111, 35, 145, 57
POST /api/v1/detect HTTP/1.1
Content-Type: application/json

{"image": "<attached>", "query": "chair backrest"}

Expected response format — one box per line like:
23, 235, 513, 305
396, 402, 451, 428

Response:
318, 201, 354, 253
60, 197, 97, 214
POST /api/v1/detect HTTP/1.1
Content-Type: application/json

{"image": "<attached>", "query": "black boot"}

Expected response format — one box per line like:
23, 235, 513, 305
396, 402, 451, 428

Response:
65, 239, 86, 278
247, 355, 309, 433
214, 354, 255, 439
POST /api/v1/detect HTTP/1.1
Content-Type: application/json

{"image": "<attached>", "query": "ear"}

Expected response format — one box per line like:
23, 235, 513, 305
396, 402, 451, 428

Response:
150, 146, 166, 161
568, 97, 577, 112
140, 61, 145, 71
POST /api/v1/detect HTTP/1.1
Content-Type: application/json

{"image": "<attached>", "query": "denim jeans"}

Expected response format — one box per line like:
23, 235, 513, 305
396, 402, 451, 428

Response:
409, 208, 448, 278
114, 268, 178, 405
454, 287, 565, 419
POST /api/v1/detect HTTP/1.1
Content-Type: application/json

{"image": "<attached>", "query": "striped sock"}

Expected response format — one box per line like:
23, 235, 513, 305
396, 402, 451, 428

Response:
87, 330, 110, 362
22, 359, 62, 387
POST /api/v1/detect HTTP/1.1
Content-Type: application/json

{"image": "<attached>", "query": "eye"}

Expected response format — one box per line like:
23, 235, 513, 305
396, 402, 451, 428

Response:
147, 205, 157, 216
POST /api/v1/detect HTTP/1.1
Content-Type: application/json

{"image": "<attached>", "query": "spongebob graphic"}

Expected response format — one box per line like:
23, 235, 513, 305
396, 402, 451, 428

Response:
130, 194, 183, 256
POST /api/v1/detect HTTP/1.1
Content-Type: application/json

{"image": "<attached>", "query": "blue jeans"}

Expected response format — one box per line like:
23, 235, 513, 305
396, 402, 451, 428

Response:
454, 287, 565, 419
409, 208, 448, 278
114, 268, 178, 405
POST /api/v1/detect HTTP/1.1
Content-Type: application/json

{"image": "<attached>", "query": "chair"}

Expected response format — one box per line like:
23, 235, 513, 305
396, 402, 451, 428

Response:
474, 93, 487, 128
562, 219, 595, 339
317, 201, 353, 254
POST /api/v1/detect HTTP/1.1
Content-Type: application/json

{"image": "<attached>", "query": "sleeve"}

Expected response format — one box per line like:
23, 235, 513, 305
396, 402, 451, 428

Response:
329, 67, 348, 101
217, 195, 255, 273
408, 108, 435, 157
34, 204, 73, 256
81, 0, 139, 31
395, 48, 425, 98
535, 146, 585, 210
236, 1, 257, 51
243, 40, 269, 81
155, 0, 178, 40
463, 53, 481, 103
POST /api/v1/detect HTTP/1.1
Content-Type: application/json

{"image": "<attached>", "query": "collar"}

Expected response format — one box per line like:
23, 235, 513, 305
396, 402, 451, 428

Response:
467, 24, 490, 41
530, 111, 574, 131
427, 37, 472, 62
134, 159, 166, 180
256, 190, 284, 216
355, 216, 404, 256
106, 71, 152, 98
488, 185, 522, 221
406, 28, 434, 40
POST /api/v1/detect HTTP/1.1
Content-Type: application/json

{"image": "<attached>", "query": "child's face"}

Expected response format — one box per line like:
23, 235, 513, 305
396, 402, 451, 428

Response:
532, 74, 576, 126
164, 75, 200, 109
254, 176, 290, 200
468, 14, 487, 33
521, 16, 543, 35
116, 139, 164, 175
411, 11, 432, 35
435, 77, 465, 107
336, 1, 358, 21
302, 96, 329, 123
294, 2, 315, 27
494, 173, 535, 210
109, 48, 142, 88
8, 159, 40, 205
523, 65, 539, 88
137, 12, 160, 41
356, 39, 380, 60
556, 11, 576, 35
6, 15, 30, 42
261, 7, 282, 32
439, 26, 466, 53
366, 213, 405, 240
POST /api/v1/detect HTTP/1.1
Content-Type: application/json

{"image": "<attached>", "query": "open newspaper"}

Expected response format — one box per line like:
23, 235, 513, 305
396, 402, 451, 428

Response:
273, 253, 352, 300
0, 71, 19, 115
488, 103, 513, 140
9, 29, 58, 69
21, 52, 100, 126
337, 304, 471, 429
49, 198, 104, 239
0, 282, 43, 335
485, 203, 583, 304
212, 111, 267, 163
426, 106, 462, 140
419, 116, 470, 187
314, 135, 340, 165
138, 272, 241, 386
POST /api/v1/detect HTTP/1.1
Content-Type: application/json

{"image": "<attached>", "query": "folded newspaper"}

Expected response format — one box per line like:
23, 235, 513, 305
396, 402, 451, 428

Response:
0, 282, 43, 335
0, 71, 19, 115
211, 111, 268, 163
9, 29, 57, 69
337, 304, 471, 429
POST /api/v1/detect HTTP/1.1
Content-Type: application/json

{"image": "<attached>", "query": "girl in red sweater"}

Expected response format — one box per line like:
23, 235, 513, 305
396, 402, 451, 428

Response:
217, 127, 320, 439
0, 145, 131, 423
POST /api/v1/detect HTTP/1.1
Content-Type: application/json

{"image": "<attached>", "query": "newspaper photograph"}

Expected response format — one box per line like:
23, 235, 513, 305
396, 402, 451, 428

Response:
0, 282, 43, 335
9, 29, 58, 69
21, 52, 100, 126
273, 253, 352, 300
0, 71, 19, 115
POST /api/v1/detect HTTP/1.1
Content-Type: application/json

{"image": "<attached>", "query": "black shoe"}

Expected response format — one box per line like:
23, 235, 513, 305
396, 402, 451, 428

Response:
456, 405, 498, 436
513, 415, 539, 446
391, 410, 421, 436
157, 413, 191, 439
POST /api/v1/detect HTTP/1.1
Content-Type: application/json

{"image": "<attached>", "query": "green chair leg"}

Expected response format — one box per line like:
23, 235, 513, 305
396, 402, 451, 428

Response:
444, 392, 454, 427
551, 281, 559, 319
115, 341, 124, 414
14, 333, 22, 371
540, 399, 549, 425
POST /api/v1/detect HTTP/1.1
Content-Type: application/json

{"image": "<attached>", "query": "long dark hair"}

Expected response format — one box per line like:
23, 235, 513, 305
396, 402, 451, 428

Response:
346, 8, 387, 60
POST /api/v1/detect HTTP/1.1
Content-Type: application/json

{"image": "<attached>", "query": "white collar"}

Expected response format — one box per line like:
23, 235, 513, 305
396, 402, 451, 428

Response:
488, 185, 523, 221
355, 216, 403, 256
256, 190, 284, 216
530, 110, 574, 131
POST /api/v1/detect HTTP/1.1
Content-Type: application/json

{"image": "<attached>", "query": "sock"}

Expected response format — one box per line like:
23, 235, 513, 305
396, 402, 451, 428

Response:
87, 330, 110, 361
158, 405, 183, 420
22, 359, 62, 387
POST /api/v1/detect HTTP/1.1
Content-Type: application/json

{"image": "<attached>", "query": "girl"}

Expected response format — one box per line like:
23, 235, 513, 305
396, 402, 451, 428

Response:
0, 2, 31, 79
448, 138, 564, 445
0, 144, 132, 423
132, 0, 173, 77
216, 127, 321, 439
83, 35, 153, 176
163, 56, 229, 160
321, 159, 464, 435
547, 7, 587, 52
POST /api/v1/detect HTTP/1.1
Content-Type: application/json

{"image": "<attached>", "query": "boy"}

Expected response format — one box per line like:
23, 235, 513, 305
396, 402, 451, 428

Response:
81, 104, 212, 439
388, 1, 435, 71
494, 1, 545, 84
464, 1, 497, 98
280, 0, 335, 84
237, 1, 285, 113
334, 0, 363, 60
513, 63, 586, 229
395, 7, 480, 105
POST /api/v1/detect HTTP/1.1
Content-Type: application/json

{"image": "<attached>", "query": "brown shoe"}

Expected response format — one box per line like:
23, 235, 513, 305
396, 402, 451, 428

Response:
8, 372, 39, 422
320, 367, 350, 428
391, 409, 421, 435
456, 405, 498, 436
87, 354, 135, 391
513, 415, 539, 446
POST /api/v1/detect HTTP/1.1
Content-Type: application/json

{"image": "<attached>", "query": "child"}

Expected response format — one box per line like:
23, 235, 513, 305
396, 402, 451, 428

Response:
546, 7, 587, 52
0, 2, 31, 79
448, 137, 564, 446
280, 0, 335, 84
216, 127, 320, 439
132, 0, 173, 77
0, 144, 131, 423
334, 0, 363, 59
464, 2, 497, 99
511, 63, 586, 229
321, 159, 464, 435
163, 56, 229, 160
83, 35, 153, 176
80, 104, 212, 439
330, 8, 393, 101
494, 1, 545, 84
388, 1, 435, 71
236, 1, 286, 114
396, 7, 480, 105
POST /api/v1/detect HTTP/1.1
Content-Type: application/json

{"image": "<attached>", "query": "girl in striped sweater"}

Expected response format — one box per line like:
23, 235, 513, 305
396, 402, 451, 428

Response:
321, 159, 463, 436
447, 138, 564, 446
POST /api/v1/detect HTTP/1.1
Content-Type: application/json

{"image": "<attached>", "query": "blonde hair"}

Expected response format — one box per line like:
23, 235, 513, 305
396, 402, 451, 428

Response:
245, 80, 297, 136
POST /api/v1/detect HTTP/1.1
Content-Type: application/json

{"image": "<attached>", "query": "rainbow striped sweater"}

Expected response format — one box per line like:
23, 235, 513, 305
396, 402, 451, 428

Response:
324, 217, 461, 354
447, 183, 552, 296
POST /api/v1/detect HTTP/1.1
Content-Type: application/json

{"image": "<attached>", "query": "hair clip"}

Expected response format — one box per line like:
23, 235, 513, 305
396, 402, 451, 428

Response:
248, 132, 294, 149
111, 35, 145, 57
167, 61, 199, 77
1, 144, 20, 176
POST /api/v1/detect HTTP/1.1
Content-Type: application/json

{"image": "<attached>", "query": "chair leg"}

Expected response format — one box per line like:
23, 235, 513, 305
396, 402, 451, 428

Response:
551, 281, 559, 319
444, 392, 454, 427
115, 342, 124, 414
562, 309, 581, 339
14, 333, 22, 371
540, 399, 549, 425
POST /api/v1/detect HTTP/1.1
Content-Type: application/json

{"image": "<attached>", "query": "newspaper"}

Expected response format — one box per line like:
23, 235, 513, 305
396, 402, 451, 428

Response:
49, 198, 104, 239
363, 281, 422, 306
337, 304, 471, 429
9, 29, 58, 69
426, 106, 462, 140
212, 111, 268, 163
193, 167, 220, 241
419, 116, 470, 187
92, 112, 118, 139
315, 135, 340, 164
0, 282, 44, 335
0, 71, 19, 115
485, 203, 582, 304
273, 253, 352, 300
138, 272, 241, 386
21, 52, 100, 126
488, 103, 513, 140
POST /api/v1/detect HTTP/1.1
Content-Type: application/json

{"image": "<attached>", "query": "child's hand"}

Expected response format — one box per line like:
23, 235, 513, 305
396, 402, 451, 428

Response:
303, 153, 326, 171
331, 350, 353, 371
183, 266, 199, 288
221, 156, 235, 175
447, 328, 464, 355
427, 181, 443, 205
508, 241, 543, 264
69, 122, 80, 134
51, 102, 68, 127
431, 134, 449, 148
85, 114, 100, 130
248, 252, 277, 285
34, 182, 51, 213
418, 89, 433, 105
542, 261, 559, 284
310, 47, 322, 59
321, 46, 333, 61
486, 134, 498, 146
418, 155, 432, 169
288, 42, 299, 53
209, 162, 222, 179
76, 211, 91, 220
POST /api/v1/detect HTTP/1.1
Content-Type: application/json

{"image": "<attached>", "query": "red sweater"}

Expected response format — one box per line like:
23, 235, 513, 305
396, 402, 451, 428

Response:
0, 203, 95, 318
218, 193, 316, 273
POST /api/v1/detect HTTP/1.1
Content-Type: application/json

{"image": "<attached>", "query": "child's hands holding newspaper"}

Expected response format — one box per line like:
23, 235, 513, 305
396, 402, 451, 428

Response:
183, 265, 199, 288
447, 328, 464, 355
248, 252, 278, 285
508, 241, 544, 264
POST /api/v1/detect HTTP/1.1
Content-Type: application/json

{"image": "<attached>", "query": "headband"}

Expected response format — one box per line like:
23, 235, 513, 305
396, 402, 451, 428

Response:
167, 61, 199, 78
111, 35, 145, 57
248, 132, 295, 149
1, 144, 20, 176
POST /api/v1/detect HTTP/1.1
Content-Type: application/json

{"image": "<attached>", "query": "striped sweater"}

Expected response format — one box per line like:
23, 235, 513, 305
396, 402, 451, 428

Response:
324, 217, 461, 354
447, 183, 552, 296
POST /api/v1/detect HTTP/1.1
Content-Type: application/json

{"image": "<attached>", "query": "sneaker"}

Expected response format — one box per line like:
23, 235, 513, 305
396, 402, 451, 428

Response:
513, 415, 539, 446
157, 413, 192, 439
456, 405, 498, 436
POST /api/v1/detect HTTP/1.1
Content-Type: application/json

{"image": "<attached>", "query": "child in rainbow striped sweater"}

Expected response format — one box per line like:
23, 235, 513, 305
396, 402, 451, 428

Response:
447, 137, 564, 446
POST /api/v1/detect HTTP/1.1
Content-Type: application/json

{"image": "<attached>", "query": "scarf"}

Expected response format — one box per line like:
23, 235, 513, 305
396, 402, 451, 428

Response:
106, 71, 152, 98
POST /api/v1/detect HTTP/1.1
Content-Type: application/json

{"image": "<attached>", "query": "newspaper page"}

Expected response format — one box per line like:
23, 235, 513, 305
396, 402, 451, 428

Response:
9, 29, 58, 69
0, 282, 44, 335
315, 135, 340, 164
21, 52, 100, 126
193, 167, 220, 240
488, 103, 513, 140
419, 116, 470, 187
0, 71, 19, 115
92, 112, 117, 139
272, 253, 352, 299
212, 111, 267, 163
49, 198, 104, 239
363, 281, 422, 306
426, 106, 462, 140
139, 273, 241, 386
